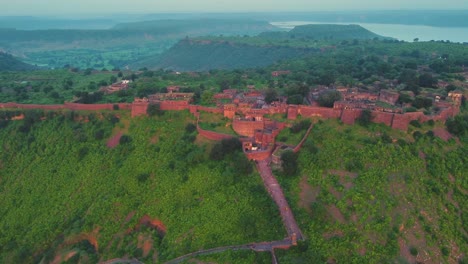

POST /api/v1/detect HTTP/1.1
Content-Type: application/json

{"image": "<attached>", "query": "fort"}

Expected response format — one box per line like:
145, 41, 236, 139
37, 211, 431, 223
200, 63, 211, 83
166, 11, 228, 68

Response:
1, 86, 463, 138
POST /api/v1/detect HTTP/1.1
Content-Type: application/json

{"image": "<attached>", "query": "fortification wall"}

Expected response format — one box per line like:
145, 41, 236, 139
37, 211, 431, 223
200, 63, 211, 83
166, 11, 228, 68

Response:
0, 102, 131, 112
372, 112, 394, 126
297, 106, 341, 119
287, 106, 299, 119
391, 112, 424, 130
340, 109, 363, 125
196, 106, 223, 114
0, 103, 64, 110
159, 101, 190, 111
131, 102, 149, 117
232, 119, 265, 137
197, 125, 234, 141
245, 148, 274, 161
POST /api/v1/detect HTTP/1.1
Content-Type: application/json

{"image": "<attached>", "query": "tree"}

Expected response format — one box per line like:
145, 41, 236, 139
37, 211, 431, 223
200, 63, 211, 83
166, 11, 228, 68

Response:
418, 73, 436, 88
264, 88, 278, 104
281, 150, 298, 176
357, 109, 372, 126
200, 91, 215, 106
147, 103, 164, 116
317, 90, 341, 108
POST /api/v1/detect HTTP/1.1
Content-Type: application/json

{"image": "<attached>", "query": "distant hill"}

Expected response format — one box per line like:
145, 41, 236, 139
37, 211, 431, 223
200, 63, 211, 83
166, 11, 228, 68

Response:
142, 24, 388, 71
143, 38, 318, 71
0, 19, 277, 69
0, 52, 36, 71
260, 24, 391, 40
113, 18, 276, 35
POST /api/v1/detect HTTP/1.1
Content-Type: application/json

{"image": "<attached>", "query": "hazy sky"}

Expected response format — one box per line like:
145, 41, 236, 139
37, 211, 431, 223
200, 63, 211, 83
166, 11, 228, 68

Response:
3, 0, 468, 15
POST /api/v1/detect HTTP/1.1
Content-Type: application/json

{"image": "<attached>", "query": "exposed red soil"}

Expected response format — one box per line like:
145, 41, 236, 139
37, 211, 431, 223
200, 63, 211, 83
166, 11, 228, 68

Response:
51, 250, 78, 264
137, 234, 153, 258
107, 132, 123, 148
433, 127, 453, 141
327, 170, 357, 190
323, 230, 344, 239
298, 176, 320, 215
53, 227, 100, 262
11, 114, 25, 120
127, 215, 167, 236
150, 135, 159, 144
326, 205, 346, 224
124, 211, 136, 223
329, 186, 343, 200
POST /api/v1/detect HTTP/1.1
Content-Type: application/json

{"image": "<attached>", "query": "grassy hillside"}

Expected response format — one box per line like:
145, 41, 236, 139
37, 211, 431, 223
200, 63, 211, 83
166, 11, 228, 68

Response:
149, 38, 318, 71
0, 110, 284, 263
0, 52, 36, 71
275, 119, 467, 263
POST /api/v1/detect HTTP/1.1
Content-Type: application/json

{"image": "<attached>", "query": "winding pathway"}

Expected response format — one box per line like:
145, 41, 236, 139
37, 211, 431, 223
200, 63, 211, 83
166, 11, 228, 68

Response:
163, 124, 312, 263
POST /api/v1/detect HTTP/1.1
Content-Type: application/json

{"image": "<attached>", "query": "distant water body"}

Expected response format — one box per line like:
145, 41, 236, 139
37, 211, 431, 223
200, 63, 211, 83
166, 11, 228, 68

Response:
270, 21, 468, 43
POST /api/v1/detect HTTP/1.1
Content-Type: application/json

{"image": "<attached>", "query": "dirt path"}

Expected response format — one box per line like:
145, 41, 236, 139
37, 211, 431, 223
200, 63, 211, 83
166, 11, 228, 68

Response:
162, 122, 310, 263
164, 238, 293, 264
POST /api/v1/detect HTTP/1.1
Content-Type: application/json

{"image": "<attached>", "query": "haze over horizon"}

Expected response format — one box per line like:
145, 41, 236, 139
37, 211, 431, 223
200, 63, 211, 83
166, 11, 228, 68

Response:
2, 0, 468, 16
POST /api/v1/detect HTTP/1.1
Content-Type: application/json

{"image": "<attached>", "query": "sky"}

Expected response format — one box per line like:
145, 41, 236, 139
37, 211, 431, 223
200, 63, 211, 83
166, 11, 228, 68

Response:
2, 0, 468, 16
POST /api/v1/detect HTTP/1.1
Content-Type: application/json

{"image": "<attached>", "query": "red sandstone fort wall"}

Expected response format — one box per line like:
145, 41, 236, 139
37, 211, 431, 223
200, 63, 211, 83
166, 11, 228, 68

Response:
297, 106, 341, 119
372, 112, 394, 126
232, 119, 265, 137
245, 150, 272, 161
340, 109, 363, 125
131, 102, 149, 117
196, 125, 234, 141
0, 103, 64, 110
159, 101, 190, 111
0, 102, 131, 112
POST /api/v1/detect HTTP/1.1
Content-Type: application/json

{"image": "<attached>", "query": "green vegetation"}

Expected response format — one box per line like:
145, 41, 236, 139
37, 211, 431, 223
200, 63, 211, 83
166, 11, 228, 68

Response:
0, 19, 276, 70
0, 110, 284, 263
0, 52, 36, 71
275, 119, 467, 263
261, 24, 392, 40
198, 111, 236, 135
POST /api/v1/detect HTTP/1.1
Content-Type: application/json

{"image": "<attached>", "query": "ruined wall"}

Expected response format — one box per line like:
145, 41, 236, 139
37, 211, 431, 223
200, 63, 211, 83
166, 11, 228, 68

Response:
232, 119, 265, 137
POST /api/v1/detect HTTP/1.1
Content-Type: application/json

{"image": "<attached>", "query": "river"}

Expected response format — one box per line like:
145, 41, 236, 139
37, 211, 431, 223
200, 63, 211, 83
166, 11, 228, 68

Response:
270, 21, 468, 43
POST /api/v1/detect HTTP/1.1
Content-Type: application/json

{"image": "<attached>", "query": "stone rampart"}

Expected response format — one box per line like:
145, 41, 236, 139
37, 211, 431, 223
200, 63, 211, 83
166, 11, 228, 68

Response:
340, 108, 363, 125
297, 106, 341, 119
197, 125, 234, 141
233, 119, 265, 137
159, 100, 190, 111
372, 111, 394, 126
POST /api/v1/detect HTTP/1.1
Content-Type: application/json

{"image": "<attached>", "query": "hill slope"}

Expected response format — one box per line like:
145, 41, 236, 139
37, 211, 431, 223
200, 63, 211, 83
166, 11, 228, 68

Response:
0, 19, 277, 69
145, 24, 391, 71
0, 52, 36, 71
145, 38, 318, 71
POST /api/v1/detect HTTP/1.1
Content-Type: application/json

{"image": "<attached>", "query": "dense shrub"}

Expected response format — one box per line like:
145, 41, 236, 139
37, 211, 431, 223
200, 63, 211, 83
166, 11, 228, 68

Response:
281, 150, 298, 176
317, 90, 342, 108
